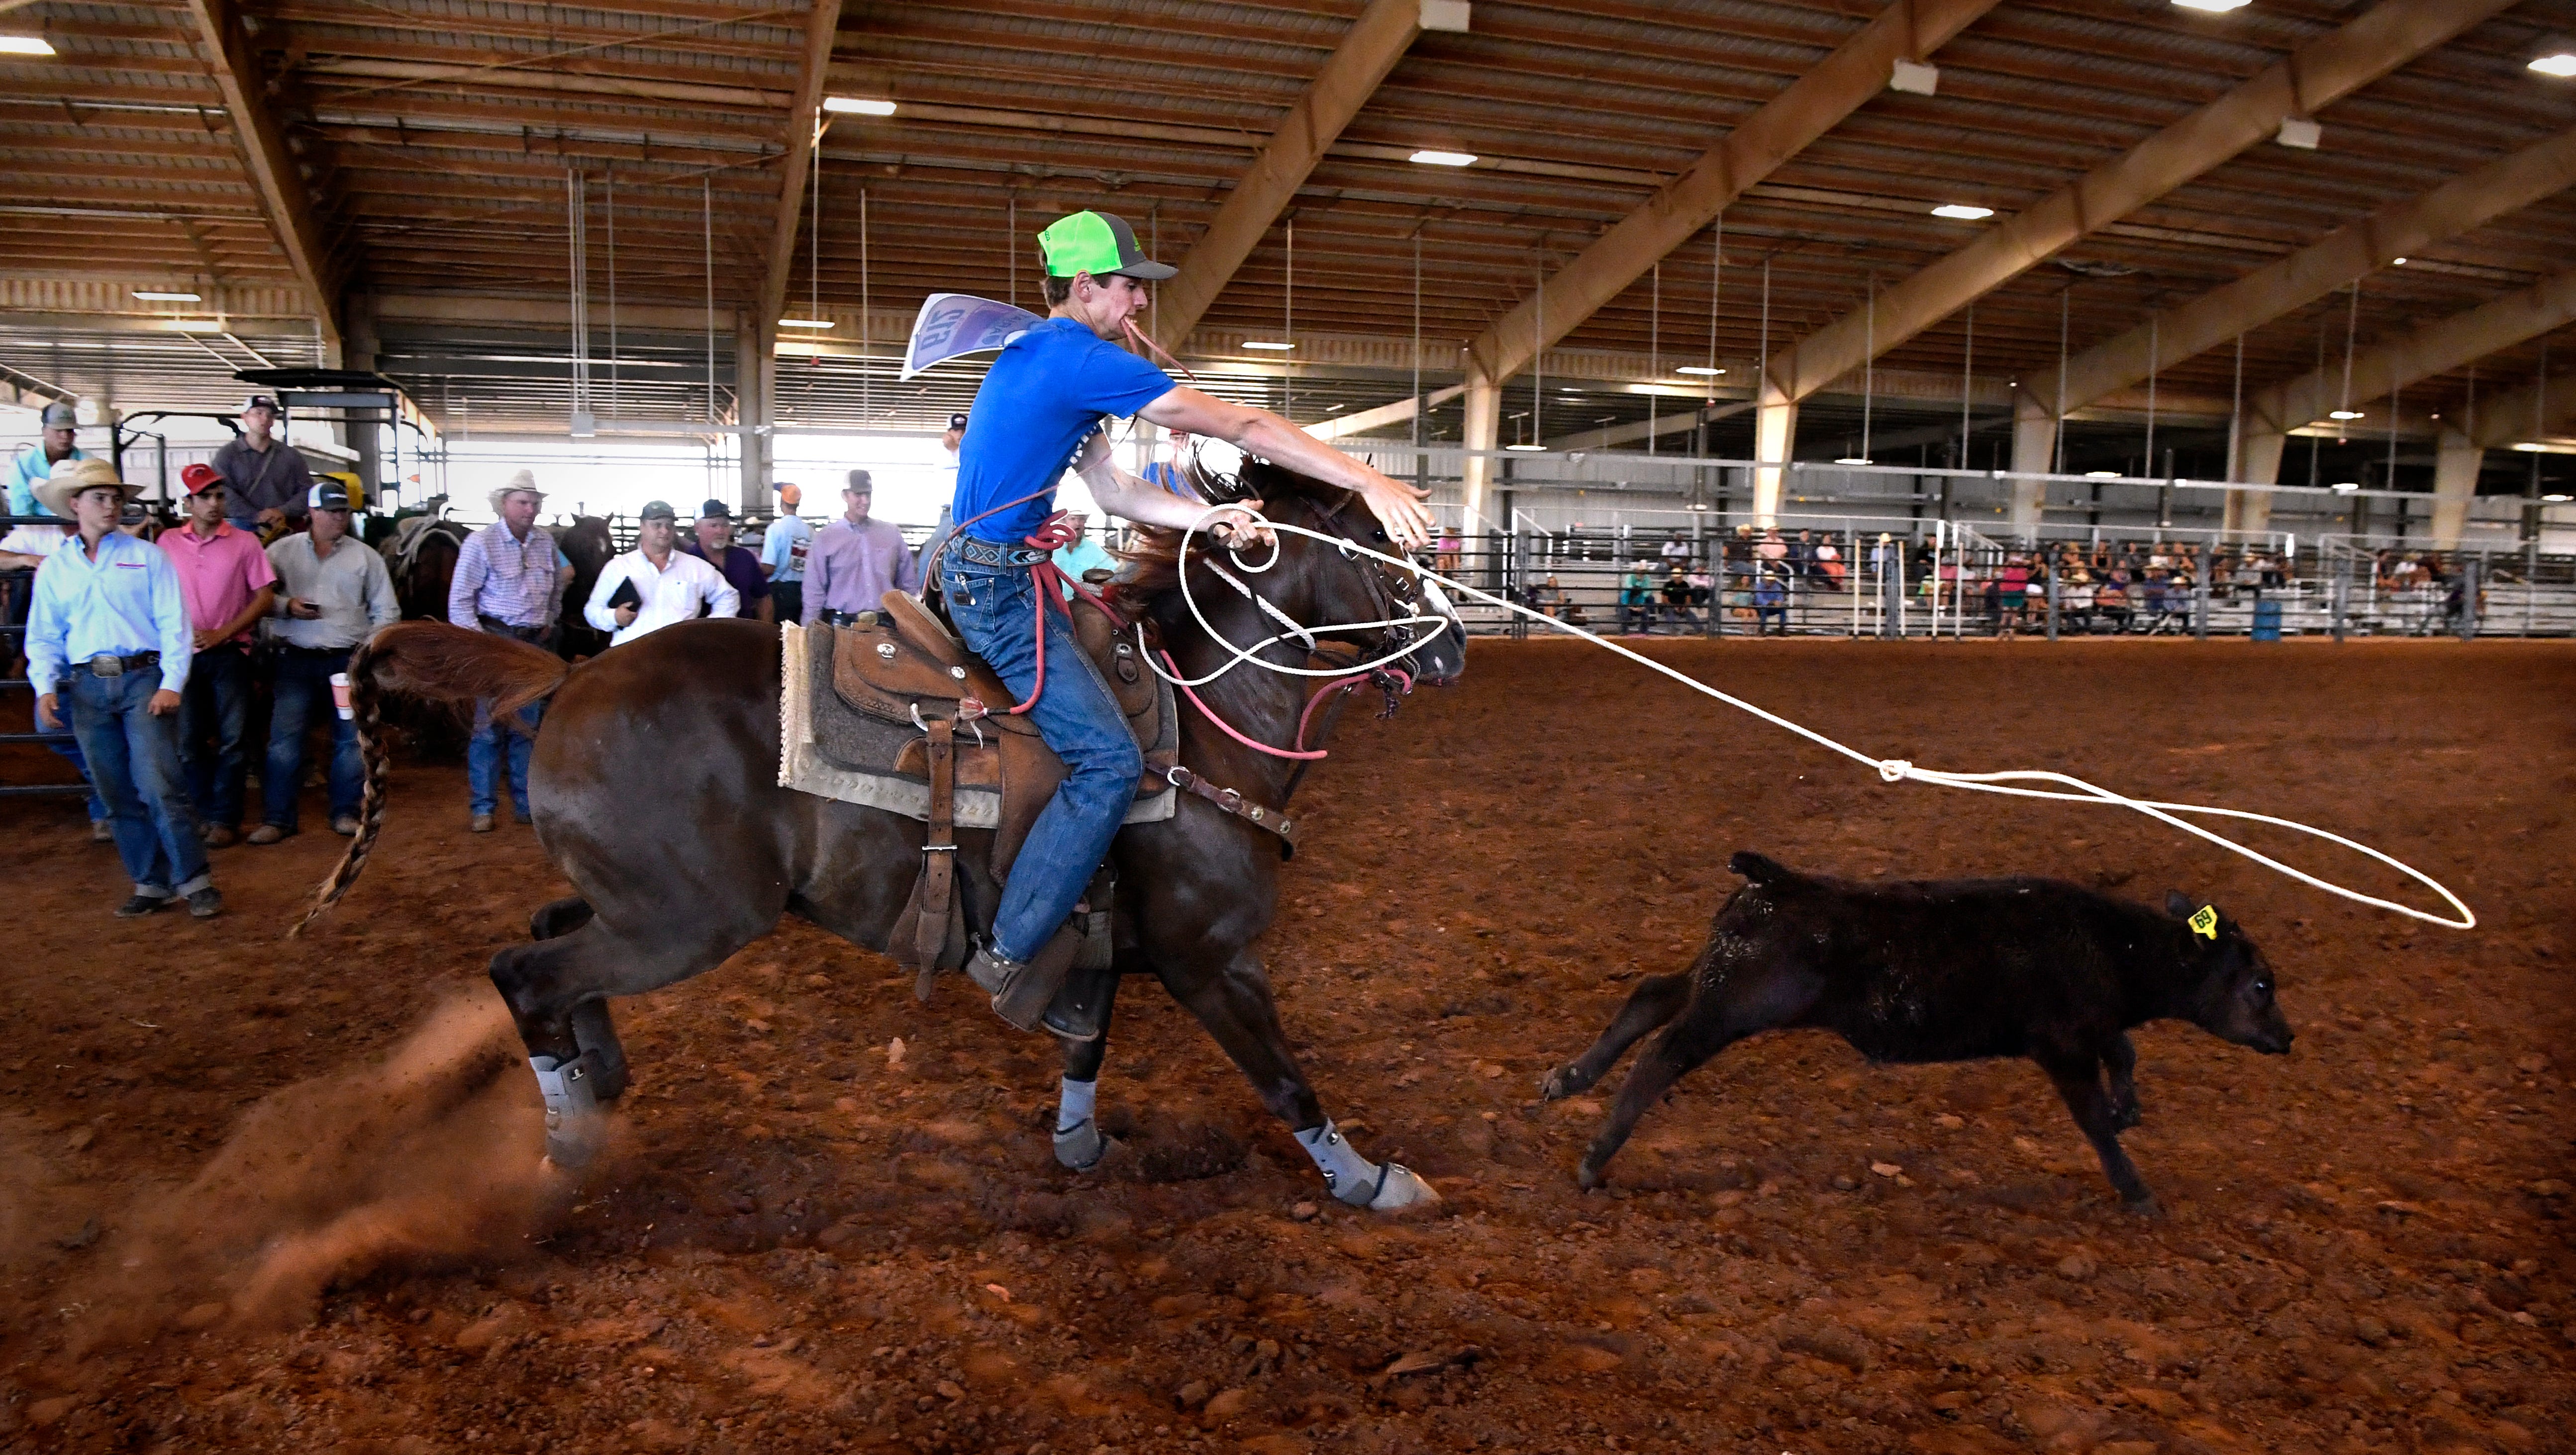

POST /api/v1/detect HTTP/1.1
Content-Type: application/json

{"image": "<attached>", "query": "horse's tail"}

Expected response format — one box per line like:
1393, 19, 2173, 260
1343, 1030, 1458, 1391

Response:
293, 623, 570, 937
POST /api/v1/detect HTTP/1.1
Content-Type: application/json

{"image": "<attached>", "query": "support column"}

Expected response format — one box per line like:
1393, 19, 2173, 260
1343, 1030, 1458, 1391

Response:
2226, 424, 2288, 534
345, 292, 382, 500
1460, 367, 1500, 532
1752, 381, 1794, 526
2007, 392, 2055, 528
736, 313, 771, 512
2430, 426, 2481, 548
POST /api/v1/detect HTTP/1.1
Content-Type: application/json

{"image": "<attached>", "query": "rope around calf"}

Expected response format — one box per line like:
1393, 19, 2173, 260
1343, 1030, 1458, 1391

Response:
1156, 503, 2475, 932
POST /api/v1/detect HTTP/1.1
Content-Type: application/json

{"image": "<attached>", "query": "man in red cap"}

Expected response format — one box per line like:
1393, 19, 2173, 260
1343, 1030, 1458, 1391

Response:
159, 462, 276, 846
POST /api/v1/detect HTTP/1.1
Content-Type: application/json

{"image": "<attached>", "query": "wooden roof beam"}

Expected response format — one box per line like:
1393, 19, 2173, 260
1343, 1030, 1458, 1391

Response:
1149, 0, 1452, 348
2023, 124, 2576, 448
183, 0, 342, 350
1460, 0, 2003, 393
758, 0, 844, 329
1764, 0, 2517, 413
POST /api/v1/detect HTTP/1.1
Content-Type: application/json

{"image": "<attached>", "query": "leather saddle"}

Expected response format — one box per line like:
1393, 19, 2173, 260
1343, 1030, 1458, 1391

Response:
793, 588, 1174, 976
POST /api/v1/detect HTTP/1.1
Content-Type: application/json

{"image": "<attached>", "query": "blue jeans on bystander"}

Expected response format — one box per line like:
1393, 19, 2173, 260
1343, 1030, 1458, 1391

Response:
469, 696, 544, 818
264, 646, 363, 832
940, 556, 1141, 964
177, 642, 253, 829
67, 667, 211, 898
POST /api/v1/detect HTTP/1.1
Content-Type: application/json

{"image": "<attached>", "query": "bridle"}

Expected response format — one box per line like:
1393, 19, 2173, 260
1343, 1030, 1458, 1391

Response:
1139, 473, 1451, 762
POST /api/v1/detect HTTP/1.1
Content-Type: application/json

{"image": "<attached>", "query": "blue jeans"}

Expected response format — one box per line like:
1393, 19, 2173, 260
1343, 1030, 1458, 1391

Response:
34, 698, 107, 821
66, 667, 211, 897
941, 556, 1141, 964
177, 642, 253, 828
469, 696, 544, 817
264, 647, 362, 831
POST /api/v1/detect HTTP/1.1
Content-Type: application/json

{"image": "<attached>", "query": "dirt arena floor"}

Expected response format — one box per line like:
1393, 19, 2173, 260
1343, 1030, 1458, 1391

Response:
2, 637, 2570, 1455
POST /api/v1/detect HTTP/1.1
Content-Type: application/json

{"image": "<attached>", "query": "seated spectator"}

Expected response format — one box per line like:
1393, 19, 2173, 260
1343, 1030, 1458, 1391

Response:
1685, 568, 1714, 610
1752, 568, 1788, 636
1660, 564, 1697, 629
1619, 561, 1655, 635
1532, 574, 1568, 619
1813, 537, 1844, 588
1789, 529, 1816, 578
2061, 570, 2096, 631
2095, 573, 2132, 631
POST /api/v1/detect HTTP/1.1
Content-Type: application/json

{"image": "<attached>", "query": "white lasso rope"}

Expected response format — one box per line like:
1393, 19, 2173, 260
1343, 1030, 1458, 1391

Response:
1156, 504, 2474, 931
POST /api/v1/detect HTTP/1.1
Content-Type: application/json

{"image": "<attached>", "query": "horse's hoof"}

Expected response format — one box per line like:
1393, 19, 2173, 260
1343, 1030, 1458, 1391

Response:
1539, 1067, 1577, 1101
2122, 1193, 2163, 1218
2112, 1105, 2143, 1131
1053, 1118, 1108, 1173
1575, 1161, 1605, 1192
1363, 1163, 1441, 1213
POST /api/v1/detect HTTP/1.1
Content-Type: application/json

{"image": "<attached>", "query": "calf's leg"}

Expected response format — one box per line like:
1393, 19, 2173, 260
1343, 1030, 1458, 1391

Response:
2036, 1048, 2157, 1213
1574, 964, 1817, 1189
1541, 971, 1691, 1101
2102, 1032, 2142, 1130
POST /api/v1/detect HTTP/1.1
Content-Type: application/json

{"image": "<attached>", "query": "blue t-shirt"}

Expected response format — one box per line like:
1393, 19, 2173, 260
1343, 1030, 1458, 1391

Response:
954, 316, 1173, 544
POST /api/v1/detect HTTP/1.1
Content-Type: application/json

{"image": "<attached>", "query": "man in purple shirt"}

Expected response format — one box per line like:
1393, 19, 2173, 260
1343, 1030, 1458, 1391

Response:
678, 498, 773, 624
802, 470, 919, 626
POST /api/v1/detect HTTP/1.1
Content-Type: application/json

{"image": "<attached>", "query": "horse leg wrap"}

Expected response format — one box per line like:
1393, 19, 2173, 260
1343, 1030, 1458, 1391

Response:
530, 1051, 607, 1167
1074, 868, 1116, 972
1296, 1119, 1439, 1211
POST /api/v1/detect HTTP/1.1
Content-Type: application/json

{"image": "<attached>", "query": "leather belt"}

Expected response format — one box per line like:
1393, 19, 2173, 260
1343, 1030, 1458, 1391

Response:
79, 651, 160, 677
951, 536, 1052, 568
819, 608, 880, 628
1166, 765, 1296, 850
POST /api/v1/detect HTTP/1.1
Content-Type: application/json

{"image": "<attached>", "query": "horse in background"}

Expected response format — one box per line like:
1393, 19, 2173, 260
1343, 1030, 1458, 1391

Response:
377, 508, 475, 759
553, 515, 615, 661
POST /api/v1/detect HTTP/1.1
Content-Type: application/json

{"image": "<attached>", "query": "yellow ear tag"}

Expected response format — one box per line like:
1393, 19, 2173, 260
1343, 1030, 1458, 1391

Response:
2187, 905, 2219, 940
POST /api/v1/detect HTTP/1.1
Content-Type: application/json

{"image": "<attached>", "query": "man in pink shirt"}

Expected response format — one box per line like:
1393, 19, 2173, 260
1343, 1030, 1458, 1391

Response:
159, 463, 276, 845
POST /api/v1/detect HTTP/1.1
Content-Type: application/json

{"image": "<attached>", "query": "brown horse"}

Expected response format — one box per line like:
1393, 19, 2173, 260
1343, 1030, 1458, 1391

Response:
302, 464, 1464, 1212
552, 515, 617, 660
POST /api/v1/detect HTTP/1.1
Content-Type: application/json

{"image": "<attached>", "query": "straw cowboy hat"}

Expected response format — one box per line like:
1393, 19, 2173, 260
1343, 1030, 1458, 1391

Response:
487, 468, 545, 514
34, 455, 136, 519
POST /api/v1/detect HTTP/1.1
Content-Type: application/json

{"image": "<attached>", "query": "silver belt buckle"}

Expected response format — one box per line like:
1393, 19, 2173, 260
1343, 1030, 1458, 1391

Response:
90, 653, 124, 678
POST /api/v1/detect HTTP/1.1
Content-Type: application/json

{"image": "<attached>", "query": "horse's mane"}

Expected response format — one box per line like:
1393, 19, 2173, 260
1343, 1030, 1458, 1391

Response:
1103, 458, 1348, 620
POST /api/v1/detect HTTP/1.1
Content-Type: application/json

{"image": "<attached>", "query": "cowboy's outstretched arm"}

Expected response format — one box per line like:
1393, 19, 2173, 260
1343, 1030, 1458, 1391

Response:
1072, 435, 1269, 542
1136, 388, 1433, 550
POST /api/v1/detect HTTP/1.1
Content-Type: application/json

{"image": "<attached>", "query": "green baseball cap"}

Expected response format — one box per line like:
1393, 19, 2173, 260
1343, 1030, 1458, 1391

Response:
1038, 210, 1176, 281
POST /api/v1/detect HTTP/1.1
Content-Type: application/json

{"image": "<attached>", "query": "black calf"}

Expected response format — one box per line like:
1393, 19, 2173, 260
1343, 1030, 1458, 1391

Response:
1541, 852, 2293, 1212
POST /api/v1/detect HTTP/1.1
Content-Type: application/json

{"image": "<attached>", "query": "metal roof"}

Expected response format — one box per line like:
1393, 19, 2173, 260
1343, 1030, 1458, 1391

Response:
1, 0, 2572, 452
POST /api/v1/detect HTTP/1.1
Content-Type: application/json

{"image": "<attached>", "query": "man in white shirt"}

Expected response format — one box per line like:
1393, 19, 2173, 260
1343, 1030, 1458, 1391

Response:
252, 481, 398, 842
585, 498, 738, 648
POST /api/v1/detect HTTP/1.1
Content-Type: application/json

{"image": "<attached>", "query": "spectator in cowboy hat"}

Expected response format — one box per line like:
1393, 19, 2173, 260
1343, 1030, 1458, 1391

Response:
26, 458, 221, 917
758, 481, 812, 627
7, 399, 88, 521
250, 479, 396, 843
678, 497, 773, 624
447, 468, 572, 831
160, 461, 276, 847
209, 393, 313, 535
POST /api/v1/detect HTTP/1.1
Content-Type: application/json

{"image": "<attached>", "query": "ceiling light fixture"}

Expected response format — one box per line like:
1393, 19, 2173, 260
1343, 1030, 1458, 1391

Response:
822, 97, 895, 115
2330, 481, 2361, 492
777, 318, 833, 329
166, 319, 224, 331
1408, 149, 1477, 167
2529, 51, 2576, 78
1835, 456, 1873, 466
1503, 442, 1544, 451
1930, 203, 1993, 221
2084, 470, 2120, 479
1241, 340, 1295, 350
1675, 365, 1724, 376
2543, 491, 2572, 501
2390, 257, 2408, 265
2328, 408, 2364, 420
133, 290, 202, 301
0, 35, 56, 55
2172, 0, 2251, 12
2510, 442, 2551, 453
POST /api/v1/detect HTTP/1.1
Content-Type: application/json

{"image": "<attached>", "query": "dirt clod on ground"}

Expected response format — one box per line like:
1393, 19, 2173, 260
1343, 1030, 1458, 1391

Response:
2, 639, 2569, 1455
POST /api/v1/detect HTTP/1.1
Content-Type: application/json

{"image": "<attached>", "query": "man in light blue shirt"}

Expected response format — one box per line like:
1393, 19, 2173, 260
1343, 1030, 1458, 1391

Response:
758, 481, 812, 627
5, 401, 85, 519
27, 458, 219, 918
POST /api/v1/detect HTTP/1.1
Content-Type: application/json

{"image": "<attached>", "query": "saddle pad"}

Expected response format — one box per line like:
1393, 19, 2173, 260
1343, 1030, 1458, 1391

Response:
778, 621, 1176, 832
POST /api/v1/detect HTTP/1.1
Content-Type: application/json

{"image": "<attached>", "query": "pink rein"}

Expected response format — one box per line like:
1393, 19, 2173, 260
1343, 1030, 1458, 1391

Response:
1160, 650, 1413, 761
